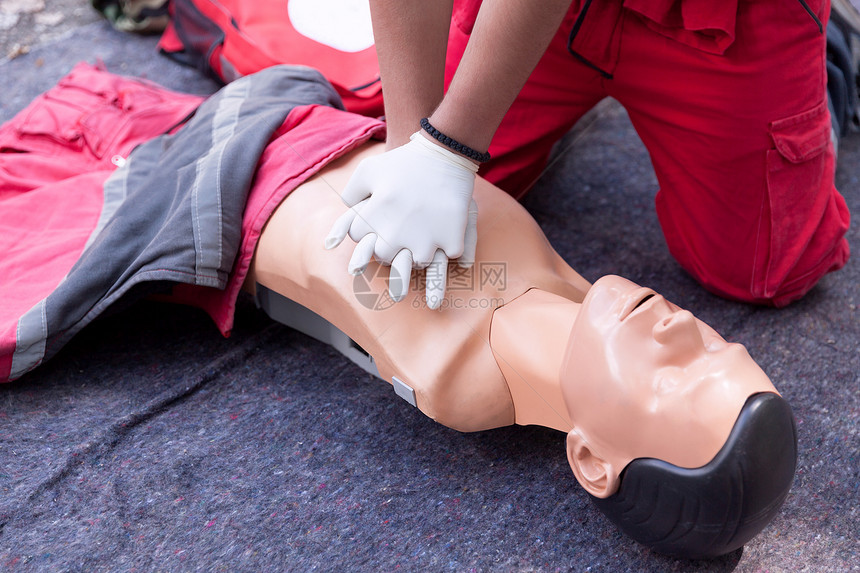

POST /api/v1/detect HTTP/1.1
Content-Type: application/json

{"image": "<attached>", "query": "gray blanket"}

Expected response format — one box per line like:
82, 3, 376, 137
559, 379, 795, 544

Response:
0, 20, 857, 572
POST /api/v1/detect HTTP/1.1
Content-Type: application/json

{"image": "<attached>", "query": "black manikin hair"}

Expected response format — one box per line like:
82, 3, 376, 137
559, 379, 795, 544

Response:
591, 392, 797, 559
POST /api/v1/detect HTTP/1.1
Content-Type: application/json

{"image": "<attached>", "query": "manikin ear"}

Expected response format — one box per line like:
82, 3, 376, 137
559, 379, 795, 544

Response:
566, 429, 620, 498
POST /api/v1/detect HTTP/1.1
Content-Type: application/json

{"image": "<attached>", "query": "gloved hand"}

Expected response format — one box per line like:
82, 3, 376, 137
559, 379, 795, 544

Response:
324, 132, 479, 310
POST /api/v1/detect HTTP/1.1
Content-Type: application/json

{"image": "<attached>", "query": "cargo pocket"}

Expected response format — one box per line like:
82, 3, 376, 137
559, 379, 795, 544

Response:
11, 94, 90, 154
9, 67, 120, 157
759, 100, 833, 298
17, 92, 142, 160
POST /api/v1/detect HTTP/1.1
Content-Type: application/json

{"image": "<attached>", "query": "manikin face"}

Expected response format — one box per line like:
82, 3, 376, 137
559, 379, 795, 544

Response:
562, 275, 777, 475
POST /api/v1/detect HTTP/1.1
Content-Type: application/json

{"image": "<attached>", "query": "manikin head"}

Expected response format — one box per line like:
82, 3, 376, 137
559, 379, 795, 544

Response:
561, 276, 796, 558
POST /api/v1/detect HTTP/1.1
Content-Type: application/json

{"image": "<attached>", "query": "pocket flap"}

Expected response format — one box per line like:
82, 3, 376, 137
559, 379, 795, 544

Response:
769, 101, 831, 163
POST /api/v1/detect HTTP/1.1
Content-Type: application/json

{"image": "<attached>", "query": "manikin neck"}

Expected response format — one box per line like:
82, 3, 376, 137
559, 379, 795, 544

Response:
490, 288, 580, 433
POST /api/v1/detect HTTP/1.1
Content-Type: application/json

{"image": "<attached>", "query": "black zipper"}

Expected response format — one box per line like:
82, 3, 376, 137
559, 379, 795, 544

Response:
797, 0, 824, 33
567, 0, 614, 79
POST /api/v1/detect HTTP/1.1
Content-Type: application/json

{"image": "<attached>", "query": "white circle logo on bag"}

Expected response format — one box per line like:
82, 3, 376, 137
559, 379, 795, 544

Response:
288, 0, 375, 53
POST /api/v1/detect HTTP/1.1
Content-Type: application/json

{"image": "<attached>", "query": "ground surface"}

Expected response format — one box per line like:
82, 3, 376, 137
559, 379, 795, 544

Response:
0, 4, 858, 572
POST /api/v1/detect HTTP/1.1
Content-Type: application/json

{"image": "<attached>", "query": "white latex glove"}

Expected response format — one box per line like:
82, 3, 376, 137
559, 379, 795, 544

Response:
325, 132, 479, 310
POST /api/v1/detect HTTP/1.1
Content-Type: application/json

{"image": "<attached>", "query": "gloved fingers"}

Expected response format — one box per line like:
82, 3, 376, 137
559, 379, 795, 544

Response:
411, 243, 451, 269
389, 249, 413, 302
425, 249, 448, 310
348, 233, 377, 275
435, 236, 465, 261
456, 198, 479, 269
410, 246, 441, 269
434, 209, 470, 260
346, 200, 376, 244
339, 161, 374, 207
324, 207, 359, 250
372, 235, 401, 265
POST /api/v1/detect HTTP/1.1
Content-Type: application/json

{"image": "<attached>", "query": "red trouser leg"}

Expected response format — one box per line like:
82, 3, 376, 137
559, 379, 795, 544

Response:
610, 0, 849, 305
445, 0, 850, 305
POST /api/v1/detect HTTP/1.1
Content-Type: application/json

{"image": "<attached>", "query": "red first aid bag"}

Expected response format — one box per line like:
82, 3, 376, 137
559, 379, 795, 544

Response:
158, 0, 383, 116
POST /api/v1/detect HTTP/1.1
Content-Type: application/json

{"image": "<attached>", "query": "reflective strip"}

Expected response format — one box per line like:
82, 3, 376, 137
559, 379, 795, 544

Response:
8, 161, 132, 380
83, 159, 131, 253
191, 80, 250, 284
10, 299, 48, 380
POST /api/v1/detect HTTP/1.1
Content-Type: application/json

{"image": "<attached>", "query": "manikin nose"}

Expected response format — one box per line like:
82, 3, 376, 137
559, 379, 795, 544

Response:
652, 310, 703, 351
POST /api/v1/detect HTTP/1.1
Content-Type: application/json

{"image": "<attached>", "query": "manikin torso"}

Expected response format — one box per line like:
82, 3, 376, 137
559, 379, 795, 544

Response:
251, 141, 590, 432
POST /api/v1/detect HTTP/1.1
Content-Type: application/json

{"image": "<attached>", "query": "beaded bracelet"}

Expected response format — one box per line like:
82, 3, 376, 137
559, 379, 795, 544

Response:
420, 118, 491, 163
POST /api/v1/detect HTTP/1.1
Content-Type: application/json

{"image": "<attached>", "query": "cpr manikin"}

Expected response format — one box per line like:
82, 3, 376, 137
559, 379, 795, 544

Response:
248, 141, 797, 559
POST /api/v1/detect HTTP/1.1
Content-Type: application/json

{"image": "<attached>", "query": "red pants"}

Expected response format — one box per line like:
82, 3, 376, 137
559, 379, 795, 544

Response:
446, 0, 850, 306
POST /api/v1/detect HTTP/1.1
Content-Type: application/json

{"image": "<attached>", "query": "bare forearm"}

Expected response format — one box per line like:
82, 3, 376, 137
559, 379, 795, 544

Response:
431, 0, 573, 153
370, 0, 454, 148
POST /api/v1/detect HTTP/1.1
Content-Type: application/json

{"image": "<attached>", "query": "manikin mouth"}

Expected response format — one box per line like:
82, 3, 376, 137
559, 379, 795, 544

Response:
619, 288, 657, 320
632, 293, 655, 312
